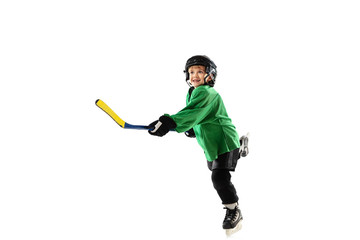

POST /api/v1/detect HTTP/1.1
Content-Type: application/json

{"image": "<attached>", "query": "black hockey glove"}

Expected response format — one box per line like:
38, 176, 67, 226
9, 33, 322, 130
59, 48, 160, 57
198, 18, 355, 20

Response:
185, 128, 196, 138
148, 115, 176, 137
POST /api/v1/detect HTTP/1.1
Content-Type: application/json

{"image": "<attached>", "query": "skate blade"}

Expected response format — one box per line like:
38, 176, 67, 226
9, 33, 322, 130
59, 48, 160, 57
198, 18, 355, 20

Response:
225, 220, 242, 237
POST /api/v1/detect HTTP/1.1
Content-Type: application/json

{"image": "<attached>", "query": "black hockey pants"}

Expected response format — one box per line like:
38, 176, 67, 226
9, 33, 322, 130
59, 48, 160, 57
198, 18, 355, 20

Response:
208, 148, 240, 204
211, 169, 239, 204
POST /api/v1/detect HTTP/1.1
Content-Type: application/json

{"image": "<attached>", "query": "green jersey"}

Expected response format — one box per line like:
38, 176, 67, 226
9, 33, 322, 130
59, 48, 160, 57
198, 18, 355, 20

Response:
168, 85, 240, 161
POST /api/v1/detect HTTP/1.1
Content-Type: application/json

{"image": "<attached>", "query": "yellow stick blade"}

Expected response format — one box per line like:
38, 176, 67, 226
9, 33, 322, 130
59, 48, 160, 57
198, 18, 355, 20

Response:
95, 99, 125, 128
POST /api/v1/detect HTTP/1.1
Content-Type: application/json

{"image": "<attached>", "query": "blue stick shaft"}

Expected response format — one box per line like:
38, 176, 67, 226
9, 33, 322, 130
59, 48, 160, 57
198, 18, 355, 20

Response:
124, 123, 175, 131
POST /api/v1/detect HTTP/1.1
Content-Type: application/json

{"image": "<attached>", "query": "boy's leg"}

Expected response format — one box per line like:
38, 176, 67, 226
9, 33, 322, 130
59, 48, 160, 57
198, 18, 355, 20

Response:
211, 169, 239, 204
211, 169, 243, 231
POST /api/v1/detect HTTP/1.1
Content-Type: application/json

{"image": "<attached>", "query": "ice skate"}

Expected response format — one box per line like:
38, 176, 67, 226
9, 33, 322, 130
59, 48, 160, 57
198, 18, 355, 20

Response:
223, 205, 243, 236
239, 133, 249, 157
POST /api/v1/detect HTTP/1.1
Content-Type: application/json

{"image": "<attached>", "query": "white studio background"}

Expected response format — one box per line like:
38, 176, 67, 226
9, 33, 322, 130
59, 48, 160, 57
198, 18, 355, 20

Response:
1, 0, 359, 239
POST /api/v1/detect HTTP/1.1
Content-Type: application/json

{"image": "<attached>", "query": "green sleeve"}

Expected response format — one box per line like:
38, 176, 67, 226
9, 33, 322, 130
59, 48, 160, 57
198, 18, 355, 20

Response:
168, 87, 217, 133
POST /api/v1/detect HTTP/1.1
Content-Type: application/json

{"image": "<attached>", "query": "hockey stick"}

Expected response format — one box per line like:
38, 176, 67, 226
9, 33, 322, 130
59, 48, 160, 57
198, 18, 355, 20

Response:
95, 99, 152, 130
95, 99, 175, 131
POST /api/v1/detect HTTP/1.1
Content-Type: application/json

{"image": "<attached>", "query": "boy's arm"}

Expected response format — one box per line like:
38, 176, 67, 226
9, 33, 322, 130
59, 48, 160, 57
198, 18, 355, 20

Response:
147, 87, 215, 137
170, 87, 216, 132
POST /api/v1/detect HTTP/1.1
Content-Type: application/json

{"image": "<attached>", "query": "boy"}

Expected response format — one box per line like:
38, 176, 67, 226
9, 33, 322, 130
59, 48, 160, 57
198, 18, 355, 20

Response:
148, 55, 249, 234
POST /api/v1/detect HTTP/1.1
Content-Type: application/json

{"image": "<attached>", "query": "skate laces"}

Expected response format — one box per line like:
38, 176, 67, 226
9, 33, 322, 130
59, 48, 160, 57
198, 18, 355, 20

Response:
224, 207, 239, 222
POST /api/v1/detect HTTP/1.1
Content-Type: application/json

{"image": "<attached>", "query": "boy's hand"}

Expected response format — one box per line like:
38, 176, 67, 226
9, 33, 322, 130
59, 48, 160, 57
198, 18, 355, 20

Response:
148, 115, 176, 137
185, 128, 196, 138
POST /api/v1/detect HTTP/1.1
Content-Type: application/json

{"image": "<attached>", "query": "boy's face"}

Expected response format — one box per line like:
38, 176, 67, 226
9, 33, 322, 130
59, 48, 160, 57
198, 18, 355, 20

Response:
188, 65, 211, 88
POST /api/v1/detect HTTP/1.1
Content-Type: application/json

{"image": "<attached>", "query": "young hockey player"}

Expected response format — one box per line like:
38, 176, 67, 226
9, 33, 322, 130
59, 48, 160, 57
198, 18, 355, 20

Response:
147, 55, 249, 235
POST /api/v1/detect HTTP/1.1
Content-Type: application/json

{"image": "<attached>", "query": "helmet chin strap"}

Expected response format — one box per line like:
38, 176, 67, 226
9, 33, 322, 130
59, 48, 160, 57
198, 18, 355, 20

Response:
204, 74, 211, 85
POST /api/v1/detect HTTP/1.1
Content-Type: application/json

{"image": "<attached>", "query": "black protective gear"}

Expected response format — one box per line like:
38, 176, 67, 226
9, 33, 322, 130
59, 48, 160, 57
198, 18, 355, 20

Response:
148, 115, 176, 137
185, 128, 196, 138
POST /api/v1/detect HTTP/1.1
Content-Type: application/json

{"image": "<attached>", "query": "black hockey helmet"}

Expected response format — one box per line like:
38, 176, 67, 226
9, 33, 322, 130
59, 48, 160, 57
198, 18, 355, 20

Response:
184, 55, 217, 87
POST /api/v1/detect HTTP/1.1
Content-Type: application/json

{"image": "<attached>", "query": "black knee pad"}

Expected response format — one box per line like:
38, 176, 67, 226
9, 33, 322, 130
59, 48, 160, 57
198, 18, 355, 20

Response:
211, 169, 231, 190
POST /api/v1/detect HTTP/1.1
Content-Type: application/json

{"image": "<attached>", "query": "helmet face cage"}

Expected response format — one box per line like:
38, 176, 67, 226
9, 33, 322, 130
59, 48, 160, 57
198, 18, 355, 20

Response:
184, 55, 217, 87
